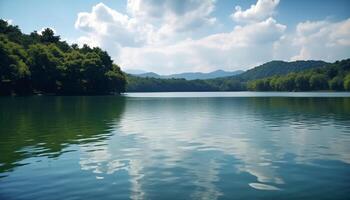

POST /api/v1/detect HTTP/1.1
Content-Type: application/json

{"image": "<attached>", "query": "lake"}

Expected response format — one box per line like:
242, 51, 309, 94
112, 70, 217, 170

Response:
1, 92, 350, 200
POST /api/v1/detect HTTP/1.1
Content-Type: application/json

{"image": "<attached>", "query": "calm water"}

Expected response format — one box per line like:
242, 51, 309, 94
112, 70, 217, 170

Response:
1, 92, 350, 200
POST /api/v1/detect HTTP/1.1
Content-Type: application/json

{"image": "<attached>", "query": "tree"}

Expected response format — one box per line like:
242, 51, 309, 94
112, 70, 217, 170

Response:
295, 74, 310, 91
40, 28, 60, 43
309, 74, 328, 90
344, 74, 350, 91
329, 76, 344, 91
27, 44, 63, 93
246, 59, 350, 92
278, 74, 296, 91
0, 20, 126, 95
0, 35, 31, 95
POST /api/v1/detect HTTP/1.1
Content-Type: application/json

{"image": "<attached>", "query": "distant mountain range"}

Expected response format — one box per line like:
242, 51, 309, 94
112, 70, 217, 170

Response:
126, 60, 332, 92
125, 69, 244, 80
124, 69, 148, 74
125, 60, 328, 81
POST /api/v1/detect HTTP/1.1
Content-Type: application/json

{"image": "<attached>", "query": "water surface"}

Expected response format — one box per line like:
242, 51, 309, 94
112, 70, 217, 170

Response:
1, 92, 350, 199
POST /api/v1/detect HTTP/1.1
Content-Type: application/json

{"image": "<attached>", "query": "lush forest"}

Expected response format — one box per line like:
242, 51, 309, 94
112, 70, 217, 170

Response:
126, 61, 332, 92
128, 69, 244, 80
247, 59, 350, 91
126, 74, 244, 92
0, 19, 126, 95
238, 60, 327, 81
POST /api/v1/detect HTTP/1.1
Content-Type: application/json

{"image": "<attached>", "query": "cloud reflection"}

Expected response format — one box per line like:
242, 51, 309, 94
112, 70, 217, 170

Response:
79, 97, 350, 197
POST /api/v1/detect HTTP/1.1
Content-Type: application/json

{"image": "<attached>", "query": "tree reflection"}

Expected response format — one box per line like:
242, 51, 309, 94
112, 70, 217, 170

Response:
0, 96, 125, 173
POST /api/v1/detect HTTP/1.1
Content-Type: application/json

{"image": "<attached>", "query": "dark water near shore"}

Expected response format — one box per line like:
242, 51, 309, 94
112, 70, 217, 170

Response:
1, 92, 350, 199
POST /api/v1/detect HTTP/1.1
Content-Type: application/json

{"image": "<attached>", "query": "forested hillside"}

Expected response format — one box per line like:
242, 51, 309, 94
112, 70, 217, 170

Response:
126, 73, 244, 92
247, 59, 350, 91
236, 60, 328, 81
130, 70, 243, 80
126, 75, 219, 92
126, 61, 331, 92
0, 19, 126, 95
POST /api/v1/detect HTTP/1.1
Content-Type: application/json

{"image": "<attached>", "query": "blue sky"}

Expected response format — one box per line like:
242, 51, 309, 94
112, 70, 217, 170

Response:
1, 0, 350, 74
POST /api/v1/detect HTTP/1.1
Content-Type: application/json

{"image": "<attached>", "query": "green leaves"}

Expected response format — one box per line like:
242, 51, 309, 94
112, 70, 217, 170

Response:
344, 74, 350, 91
0, 19, 126, 95
40, 28, 60, 43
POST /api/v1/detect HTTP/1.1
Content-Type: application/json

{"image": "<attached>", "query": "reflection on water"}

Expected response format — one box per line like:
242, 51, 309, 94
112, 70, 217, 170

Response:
0, 94, 350, 199
0, 96, 125, 173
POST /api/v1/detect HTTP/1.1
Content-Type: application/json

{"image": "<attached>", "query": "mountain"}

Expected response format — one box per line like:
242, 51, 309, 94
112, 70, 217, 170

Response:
247, 59, 350, 91
124, 69, 148, 74
164, 70, 244, 80
132, 72, 162, 78
127, 60, 326, 81
129, 70, 244, 80
236, 60, 328, 81
126, 60, 335, 92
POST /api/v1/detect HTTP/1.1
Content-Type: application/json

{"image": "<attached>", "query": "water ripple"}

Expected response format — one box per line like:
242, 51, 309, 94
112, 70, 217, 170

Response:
1, 95, 350, 199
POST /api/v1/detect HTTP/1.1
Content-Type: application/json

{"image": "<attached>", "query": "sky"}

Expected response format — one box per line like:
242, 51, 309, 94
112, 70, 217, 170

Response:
1, 0, 350, 74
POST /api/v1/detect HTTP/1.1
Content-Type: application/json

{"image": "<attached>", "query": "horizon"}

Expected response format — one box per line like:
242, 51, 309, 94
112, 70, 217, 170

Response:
1, 0, 350, 74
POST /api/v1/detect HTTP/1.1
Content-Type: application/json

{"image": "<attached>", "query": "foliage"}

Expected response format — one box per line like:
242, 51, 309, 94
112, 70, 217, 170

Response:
329, 76, 344, 91
247, 59, 350, 91
0, 19, 126, 95
344, 74, 350, 91
125, 60, 339, 92
126, 60, 350, 92
127, 75, 217, 92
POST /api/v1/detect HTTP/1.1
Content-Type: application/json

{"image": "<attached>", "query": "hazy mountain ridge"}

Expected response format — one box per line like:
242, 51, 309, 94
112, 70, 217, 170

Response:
126, 59, 342, 92
127, 70, 244, 80
127, 60, 327, 81
124, 69, 148, 74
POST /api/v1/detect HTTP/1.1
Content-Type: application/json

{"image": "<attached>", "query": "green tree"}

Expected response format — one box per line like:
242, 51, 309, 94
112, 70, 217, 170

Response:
0, 19, 126, 95
295, 74, 310, 91
27, 44, 65, 93
329, 76, 344, 91
309, 74, 328, 90
344, 74, 350, 91
278, 74, 296, 91
246, 59, 350, 92
40, 28, 60, 43
0, 35, 31, 95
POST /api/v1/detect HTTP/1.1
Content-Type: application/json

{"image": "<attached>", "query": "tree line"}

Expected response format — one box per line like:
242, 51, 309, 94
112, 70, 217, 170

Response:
127, 59, 350, 92
126, 75, 244, 92
247, 59, 350, 91
0, 19, 126, 95
126, 60, 335, 92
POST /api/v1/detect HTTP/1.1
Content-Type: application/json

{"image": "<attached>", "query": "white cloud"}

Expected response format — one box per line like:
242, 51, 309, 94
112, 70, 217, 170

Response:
126, 0, 217, 44
296, 20, 328, 37
74, 1, 216, 53
74, 1, 350, 74
75, 3, 149, 47
231, 0, 280, 23
291, 18, 350, 60
127, 0, 216, 32
119, 18, 286, 74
